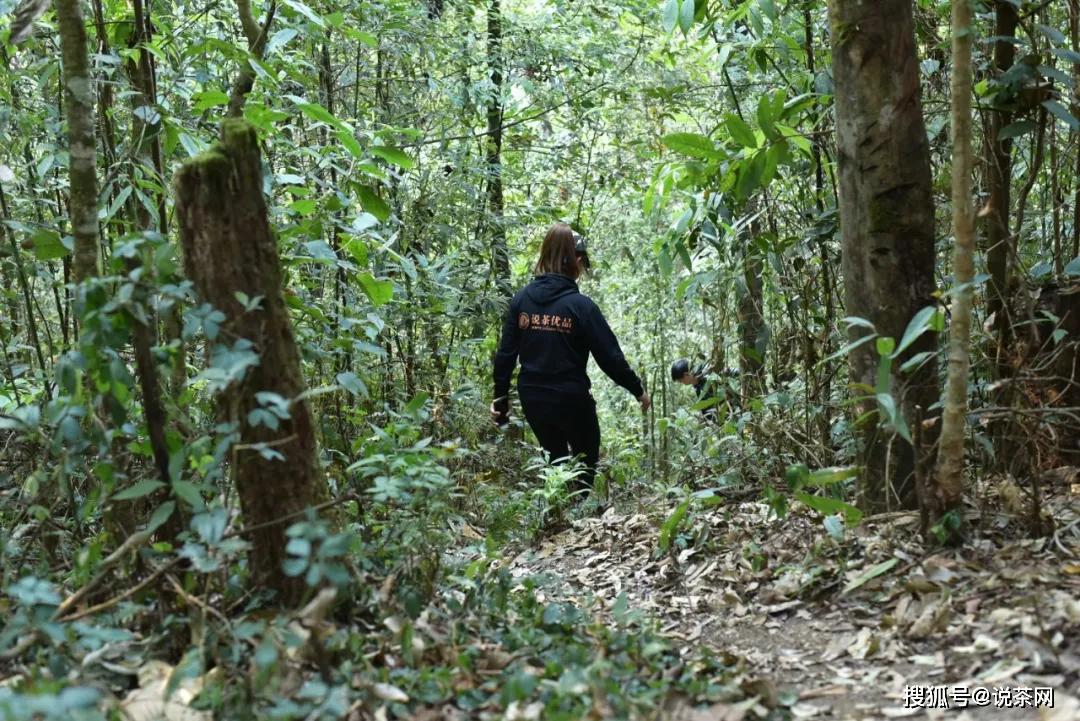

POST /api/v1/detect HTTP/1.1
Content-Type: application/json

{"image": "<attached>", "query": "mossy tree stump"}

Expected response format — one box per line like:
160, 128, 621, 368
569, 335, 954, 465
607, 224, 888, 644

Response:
175, 120, 325, 605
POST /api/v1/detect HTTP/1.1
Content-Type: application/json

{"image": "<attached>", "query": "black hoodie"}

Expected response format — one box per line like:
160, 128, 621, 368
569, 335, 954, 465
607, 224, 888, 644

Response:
493, 274, 644, 401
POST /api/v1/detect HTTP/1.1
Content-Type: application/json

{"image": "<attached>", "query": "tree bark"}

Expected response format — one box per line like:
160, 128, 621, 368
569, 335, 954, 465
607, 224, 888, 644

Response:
1072, 1, 1080, 261
738, 209, 765, 398
932, 0, 975, 540
123, 0, 183, 539
0, 184, 46, 374
227, 0, 276, 118
56, 0, 100, 282
486, 0, 509, 295
828, 0, 938, 512
983, 1, 1018, 376
174, 120, 326, 605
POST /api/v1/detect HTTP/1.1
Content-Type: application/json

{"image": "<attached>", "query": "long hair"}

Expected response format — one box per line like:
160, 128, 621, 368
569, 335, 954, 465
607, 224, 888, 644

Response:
534, 223, 581, 279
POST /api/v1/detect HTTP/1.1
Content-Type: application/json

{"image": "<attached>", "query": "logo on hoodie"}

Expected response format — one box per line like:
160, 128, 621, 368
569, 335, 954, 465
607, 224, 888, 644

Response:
519, 312, 573, 333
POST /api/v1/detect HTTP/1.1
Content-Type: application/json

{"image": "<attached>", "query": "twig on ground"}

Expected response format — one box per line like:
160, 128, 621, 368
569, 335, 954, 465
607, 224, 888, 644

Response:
53, 529, 152, 620
58, 559, 179, 623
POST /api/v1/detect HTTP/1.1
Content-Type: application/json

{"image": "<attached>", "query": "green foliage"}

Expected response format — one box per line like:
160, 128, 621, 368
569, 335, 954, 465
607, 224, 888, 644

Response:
1, 0, 1076, 712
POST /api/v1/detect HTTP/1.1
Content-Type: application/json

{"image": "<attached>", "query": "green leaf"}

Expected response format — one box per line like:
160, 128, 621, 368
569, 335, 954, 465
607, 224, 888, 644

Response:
818, 332, 877, 367
1043, 100, 1080, 131
336, 129, 363, 159
785, 463, 809, 491
899, 350, 936, 374
795, 491, 863, 526
661, 0, 679, 33
1051, 47, 1080, 65
1039, 65, 1074, 88
282, 0, 326, 27
146, 501, 176, 534
113, 479, 166, 501
735, 149, 766, 200
659, 499, 690, 552
757, 93, 776, 138
356, 185, 391, 222
661, 132, 719, 159
193, 90, 229, 112
1036, 24, 1066, 45
876, 392, 898, 425
291, 98, 347, 130
336, 371, 368, 397
759, 0, 777, 21
102, 185, 133, 224
676, 240, 692, 271
191, 509, 227, 543
725, 114, 758, 148
266, 28, 298, 54
658, 245, 673, 275
843, 316, 876, 331
805, 466, 860, 488
405, 391, 430, 413
172, 479, 205, 509
841, 558, 899, 595
370, 146, 415, 170
678, 0, 695, 34
31, 228, 70, 260
345, 238, 369, 265
761, 140, 787, 185
877, 392, 913, 443
254, 636, 279, 670
344, 28, 378, 48
303, 240, 337, 261
179, 132, 208, 157
674, 276, 693, 301
998, 120, 1036, 141
289, 199, 317, 215
358, 272, 393, 306
716, 43, 732, 69
891, 306, 938, 359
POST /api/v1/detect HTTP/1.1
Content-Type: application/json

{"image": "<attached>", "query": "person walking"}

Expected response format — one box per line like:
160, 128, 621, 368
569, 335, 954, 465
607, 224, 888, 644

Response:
491, 223, 650, 496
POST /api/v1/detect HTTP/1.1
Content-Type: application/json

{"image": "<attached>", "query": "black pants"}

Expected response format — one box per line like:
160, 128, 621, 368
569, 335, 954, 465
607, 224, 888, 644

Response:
519, 391, 600, 492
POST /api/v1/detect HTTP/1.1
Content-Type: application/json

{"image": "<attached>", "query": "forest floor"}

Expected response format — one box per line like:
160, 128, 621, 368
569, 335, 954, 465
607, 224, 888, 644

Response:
496, 472, 1080, 721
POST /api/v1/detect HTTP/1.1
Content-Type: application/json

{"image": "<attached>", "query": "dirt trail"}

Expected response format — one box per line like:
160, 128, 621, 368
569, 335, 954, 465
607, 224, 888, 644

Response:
501, 495, 1080, 721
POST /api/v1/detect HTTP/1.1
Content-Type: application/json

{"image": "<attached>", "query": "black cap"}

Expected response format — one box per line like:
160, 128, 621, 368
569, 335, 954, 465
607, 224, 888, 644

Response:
671, 359, 690, 381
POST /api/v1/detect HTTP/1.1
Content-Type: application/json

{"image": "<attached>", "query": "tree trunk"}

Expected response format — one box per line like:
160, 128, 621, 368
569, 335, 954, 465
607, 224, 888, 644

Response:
828, 0, 938, 512
738, 209, 765, 398
932, 0, 974, 540
227, 0, 276, 118
1072, 1, 1080, 262
983, 1, 1018, 377
56, 0, 100, 282
174, 120, 326, 605
486, 0, 509, 295
0, 184, 46, 374
121, 0, 183, 539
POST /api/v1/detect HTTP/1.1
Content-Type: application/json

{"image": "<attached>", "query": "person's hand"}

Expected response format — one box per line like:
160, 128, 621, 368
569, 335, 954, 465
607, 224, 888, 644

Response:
490, 398, 510, 426
638, 392, 651, 412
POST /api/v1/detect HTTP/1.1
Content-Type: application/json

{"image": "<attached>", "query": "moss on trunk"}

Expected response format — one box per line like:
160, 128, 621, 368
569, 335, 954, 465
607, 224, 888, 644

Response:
174, 120, 326, 606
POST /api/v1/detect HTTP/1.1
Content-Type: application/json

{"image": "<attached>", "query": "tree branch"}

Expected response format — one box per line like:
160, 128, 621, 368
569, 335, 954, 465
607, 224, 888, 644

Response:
227, 0, 277, 118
